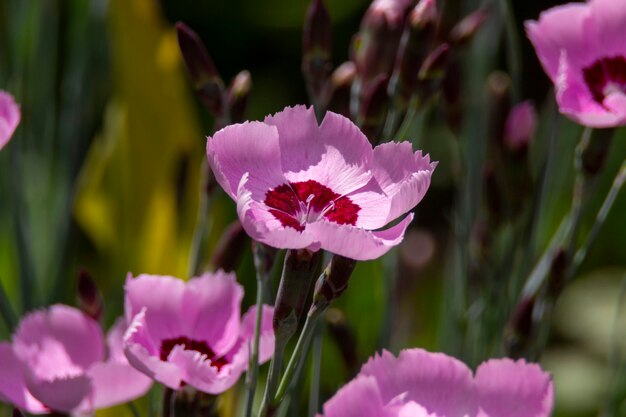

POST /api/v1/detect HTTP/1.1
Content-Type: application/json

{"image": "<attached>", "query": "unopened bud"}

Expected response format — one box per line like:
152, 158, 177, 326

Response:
418, 43, 450, 81
210, 220, 249, 272
504, 101, 537, 155
581, 128, 615, 177
176, 22, 225, 117
358, 74, 389, 145
388, 0, 438, 105
78, 268, 103, 322
252, 241, 278, 277
449, 7, 489, 45
313, 255, 357, 310
302, 0, 333, 102
321, 61, 356, 118
548, 247, 567, 299
227, 70, 252, 123
504, 296, 536, 358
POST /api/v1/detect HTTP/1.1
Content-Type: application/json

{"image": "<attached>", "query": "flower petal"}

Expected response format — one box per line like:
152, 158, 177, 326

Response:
123, 309, 184, 390
525, 4, 593, 80
86, 361, 153, 410
322, 375, 390, 417
107, 317, 129, 362
125, 274, 186, 341
397, 402, 437, 417
23, 368, 92, 413
207, 120, 286, 200
237, 304, 275, 364
475, 358, 553, 417
371, 142, 436, 224
589, 0, 626, 57
0, 342, 48, 414
359, 349, 477, 417
182, 271, 244, 356
13, 305, 105, 375
307, 214, 413, 260
0, 91, 20, 150
265, 106, 374, 195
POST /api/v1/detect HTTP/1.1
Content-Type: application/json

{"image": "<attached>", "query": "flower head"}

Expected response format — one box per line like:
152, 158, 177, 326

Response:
504, 101, 537, 153
0, 91, 20, 150
123, 271, 274, 394
206, 106, 436, 261
526, 0, 626, 127
320, 348, 553, 417
0, 305, 152, 414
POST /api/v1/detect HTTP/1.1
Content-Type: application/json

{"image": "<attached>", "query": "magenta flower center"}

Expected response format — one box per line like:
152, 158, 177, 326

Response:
583, 56, 626, 104
160, 336, 228, 370
264, 180, 360, 232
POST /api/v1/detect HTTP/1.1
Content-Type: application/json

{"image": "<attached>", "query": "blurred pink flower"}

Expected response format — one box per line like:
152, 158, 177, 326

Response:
504, 101, 537, 153
206, 106, 436, 261
526, 0, 626, 127
0, 90, 20, 150
123, 271, 274, 394
0, 305, 152, 414
320, 349, 553, 417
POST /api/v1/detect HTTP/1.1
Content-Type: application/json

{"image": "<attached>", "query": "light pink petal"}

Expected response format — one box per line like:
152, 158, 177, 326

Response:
360, 349, 477, 417
322, 375, 390, 417
222, 304, 275, 376
589, 0, 626, 57
13, 304, 105, 374
371, 142, 436, 224
307, 214, 413, 261
87, 361, 153, 410
207, 121, 286, 200
124, 274, 186, 341
397, 402, 437, 417
23, 368, 92, 413
555, 51, 624, 128
475, 358, 553, 417
168, 345, 241, 395
525, 4, 593, 80
182, 271, 244, 356
347, 181, 392, 230
106, 317, 129, 362
604, 92, 626, 120
236, 176, 320, 251
0, 91, 20, 150
265, 106, 374, 195
123, 310, 184, 390
0, 342, 48, 414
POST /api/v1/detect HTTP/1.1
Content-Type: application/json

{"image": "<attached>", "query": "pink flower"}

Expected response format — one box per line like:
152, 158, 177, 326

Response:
0, 305, 152, 414
526, 0, 626, 127
206, 106, 436, 261
320, 349, 554, 417
504, 101, 537, 153
123, 271, 274, 394
0, 90, 20, 150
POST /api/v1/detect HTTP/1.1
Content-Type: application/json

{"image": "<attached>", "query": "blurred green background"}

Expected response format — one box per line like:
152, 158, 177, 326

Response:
0, 0, 625, 416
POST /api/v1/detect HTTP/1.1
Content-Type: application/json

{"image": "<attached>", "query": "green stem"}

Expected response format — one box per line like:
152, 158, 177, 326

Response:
244, 247, 268, 417
273, 305, 325, 406
498, 0, 522, 102
566, 127, 593, 257
571, 159, 626, 277
308, 321, 324, 417
0, 277, 17, 332
187, 161, 213, 278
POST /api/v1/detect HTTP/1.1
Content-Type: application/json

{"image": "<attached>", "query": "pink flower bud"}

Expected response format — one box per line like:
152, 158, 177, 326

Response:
504, 100, 537, 153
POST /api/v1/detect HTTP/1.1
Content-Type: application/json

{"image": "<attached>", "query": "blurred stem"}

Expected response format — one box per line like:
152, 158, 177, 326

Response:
127, 402, 141, 417
572, 158, 626, 278
162, 388, 174, 417
273, 305, 325, 406
0, 278, 17, 332
498, 0, 522, 102
308, 321, 324, 417
244, 245, 269, 417
566, 127, 593, 257
187, 160, 213, 278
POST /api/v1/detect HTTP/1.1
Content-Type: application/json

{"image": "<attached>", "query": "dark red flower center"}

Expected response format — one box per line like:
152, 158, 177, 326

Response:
160, 336, 228, 370
264, 180, 360, 232
583, 56, 626, 104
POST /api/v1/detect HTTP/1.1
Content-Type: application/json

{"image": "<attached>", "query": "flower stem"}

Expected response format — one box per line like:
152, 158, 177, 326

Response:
244, 245, 270, 417
571, 158, 626, 277
308, 321, 324, 417
187, 161, 213, 278
0, 277, 17, 332
498, 0, 522, 102
162, 387, 174, 417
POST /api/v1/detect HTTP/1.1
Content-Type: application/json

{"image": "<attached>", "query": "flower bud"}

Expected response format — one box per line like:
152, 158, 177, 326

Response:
358, 74, 389, 144
321, 61, 356, 118
504, 100, 537, 155
388, 0, 438, 106
302, 0, 333, 102
176, 22, 225, 117
313, 255, 357, 310
449, 7, 489, 45
418, 43, 450, 81
77, 268, 103, 322
227, 70, 252, 124
581, 128, 615, 177
210, 220, 249, 272
504, 296, 536, 358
